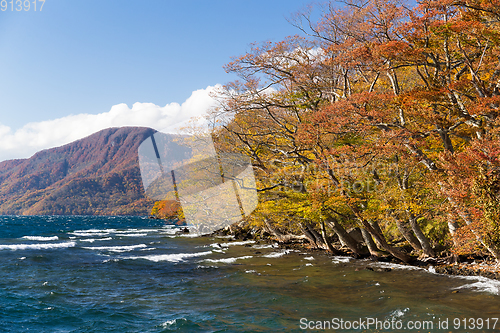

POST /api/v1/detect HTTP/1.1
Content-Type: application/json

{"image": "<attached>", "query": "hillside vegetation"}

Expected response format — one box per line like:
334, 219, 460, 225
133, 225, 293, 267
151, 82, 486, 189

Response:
0, 127, 155, 216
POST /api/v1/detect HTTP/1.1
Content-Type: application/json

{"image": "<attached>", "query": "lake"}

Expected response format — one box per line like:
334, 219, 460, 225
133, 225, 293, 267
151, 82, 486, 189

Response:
1, 216, 499, 332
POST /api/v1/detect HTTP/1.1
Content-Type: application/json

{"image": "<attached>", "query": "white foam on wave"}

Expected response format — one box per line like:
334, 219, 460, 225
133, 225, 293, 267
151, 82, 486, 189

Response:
368, 261, 500, 295
403, 264, 500, 296
125, 251, 213, 262
332, 256, 352, 264
387, 307, 410, 320
177, 233, 202, 238
161, 318, 188, 328
72, 229, 113, 234
252, 244, 274, 249
204, 255, 253, 264
0, 242, 76, 251
452, 275, 500, 295
102, 258, 120, 263
370, 262, 423, 271
83, 244, 148, 252
303, 256, 315, 261
160, 229, 178, 235
210, 240, 255, 248
71, 227, 163, 238
197, 265, 219, 270
21, 236, 59, 241
115, 229, 160, 234
79, 237, 113, 243
263, 249, 294, 258
225, 240, 255, 246
113, 229, 138, 233
70, 232, 111, 237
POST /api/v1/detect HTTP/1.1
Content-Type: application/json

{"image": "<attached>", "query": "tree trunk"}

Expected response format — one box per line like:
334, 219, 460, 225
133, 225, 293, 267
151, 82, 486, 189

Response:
320, 220, 342, 254
305, 222, 325, 247
326, 218, 366, 255
325, 166, 411, 262
264, 219, 308, 243
300, 223, 319, 248
361, 228, 383, 257
447, 213, 460, 248
369, 221, 385, 249
356, 215, 412, 263
393, 215, 423, 251
407, 212, 435, 257
445, 194, 500, 260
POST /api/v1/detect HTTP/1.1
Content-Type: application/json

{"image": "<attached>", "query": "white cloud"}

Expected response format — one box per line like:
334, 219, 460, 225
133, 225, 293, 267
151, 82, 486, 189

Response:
0, 85, 221, 162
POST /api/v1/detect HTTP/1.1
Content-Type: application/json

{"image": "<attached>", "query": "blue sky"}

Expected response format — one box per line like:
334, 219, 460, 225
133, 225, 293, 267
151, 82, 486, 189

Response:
0, 0, 316, 161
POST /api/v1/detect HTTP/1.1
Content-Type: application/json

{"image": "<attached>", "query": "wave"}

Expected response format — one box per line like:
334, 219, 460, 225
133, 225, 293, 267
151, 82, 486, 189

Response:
370, 262, 500, 295
263, 250, 294, 258
451, 275, 500, 295
79, 237, 113, 243
70, 228, 159, 238
204, 256, 253, 264
124, 251, 213, 262
21, 236, 59, 241
177, 233, 203, 238
114, 229, 160, 234
252, 244, 274, 249
70, 232, 111, 237
161, 318, 189, 329
160, 229, 178, 235
82, 244, 148, 252
72, 229, 114, 233
370, 262, 423, 271
331, 256, 352, 264
387, 307, 410, 320
210, 240, 255, 248
0, 242, 76, 251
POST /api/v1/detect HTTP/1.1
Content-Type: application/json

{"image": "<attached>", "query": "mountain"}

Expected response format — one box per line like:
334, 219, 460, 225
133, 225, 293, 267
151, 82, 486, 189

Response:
0, 127, 156, 216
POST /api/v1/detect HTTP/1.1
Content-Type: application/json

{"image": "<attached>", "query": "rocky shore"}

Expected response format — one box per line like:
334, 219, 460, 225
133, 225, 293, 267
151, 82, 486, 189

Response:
210, 222, 500, 281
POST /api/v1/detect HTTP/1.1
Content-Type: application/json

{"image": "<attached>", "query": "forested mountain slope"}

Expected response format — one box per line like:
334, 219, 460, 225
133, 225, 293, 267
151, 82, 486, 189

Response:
0, 127, 155, 215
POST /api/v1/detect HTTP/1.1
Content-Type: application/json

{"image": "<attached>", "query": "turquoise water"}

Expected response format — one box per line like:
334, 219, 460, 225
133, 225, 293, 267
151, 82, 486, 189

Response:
1, 216, 499, 332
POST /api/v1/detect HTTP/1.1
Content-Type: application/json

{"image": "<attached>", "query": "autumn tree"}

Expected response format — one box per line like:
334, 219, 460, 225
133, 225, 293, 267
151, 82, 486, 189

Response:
209, 0, 500, 262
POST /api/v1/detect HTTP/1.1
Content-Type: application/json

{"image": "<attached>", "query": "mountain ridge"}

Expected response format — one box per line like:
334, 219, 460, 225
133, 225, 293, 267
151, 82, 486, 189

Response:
0, 126, 157, 216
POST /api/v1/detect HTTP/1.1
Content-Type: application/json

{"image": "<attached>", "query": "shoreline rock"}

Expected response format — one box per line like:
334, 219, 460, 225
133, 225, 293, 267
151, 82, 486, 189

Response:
209, 223, 500, 281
